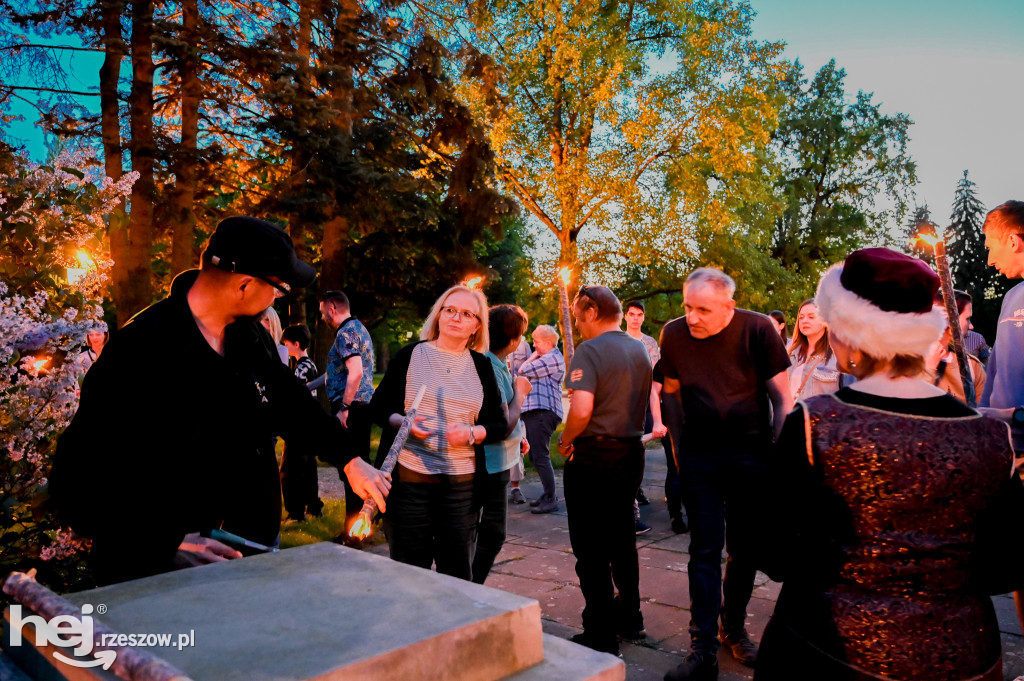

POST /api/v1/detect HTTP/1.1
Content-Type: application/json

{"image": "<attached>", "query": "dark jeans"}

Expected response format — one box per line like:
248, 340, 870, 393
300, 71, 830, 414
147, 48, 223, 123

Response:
564, 437, 645, 639
645, 406, 683, 518
280, 443, 322, 519
522, 409, 560, 501
331, 400, 372, 523
471, 469, 511, 584
384, 467, 477, 581
680, 444, 766, 655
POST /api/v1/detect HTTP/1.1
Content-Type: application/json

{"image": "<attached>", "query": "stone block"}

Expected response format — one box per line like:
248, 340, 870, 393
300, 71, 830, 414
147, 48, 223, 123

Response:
43, 543, 544, 681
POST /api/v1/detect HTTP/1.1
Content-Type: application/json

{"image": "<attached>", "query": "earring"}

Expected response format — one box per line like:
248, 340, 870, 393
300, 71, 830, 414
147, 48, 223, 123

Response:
848, 360, 856, 368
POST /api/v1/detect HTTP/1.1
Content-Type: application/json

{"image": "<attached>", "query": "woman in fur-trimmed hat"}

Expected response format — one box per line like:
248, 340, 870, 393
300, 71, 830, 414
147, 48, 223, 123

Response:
756, 248, 1024, 681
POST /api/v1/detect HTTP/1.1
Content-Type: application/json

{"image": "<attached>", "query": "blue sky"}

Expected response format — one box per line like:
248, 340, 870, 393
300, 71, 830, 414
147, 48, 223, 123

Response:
748, 0, 1024, 219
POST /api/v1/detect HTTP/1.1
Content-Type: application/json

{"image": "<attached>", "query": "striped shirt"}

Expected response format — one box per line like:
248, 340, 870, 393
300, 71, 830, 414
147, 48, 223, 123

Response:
519, 347, 565, 418
399, 342, 484, 475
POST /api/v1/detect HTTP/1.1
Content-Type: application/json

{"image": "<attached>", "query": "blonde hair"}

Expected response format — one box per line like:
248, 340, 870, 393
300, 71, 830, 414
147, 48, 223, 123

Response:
420, 285, 490, 352
533, 324, 559, 343
258, 306, 283, 343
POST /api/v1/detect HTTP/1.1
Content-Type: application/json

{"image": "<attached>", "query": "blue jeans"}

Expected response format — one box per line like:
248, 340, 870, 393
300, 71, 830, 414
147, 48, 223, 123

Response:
523, 409, 560, 501
384, 467, 477, 581
680, 444, 766, 654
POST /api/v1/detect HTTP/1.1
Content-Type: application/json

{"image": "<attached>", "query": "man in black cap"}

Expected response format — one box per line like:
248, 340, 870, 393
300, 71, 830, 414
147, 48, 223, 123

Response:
51, 216, 391, 585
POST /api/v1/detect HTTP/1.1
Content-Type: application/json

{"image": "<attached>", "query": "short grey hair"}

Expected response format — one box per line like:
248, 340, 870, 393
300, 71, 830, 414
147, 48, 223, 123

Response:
533, 324, 559, 343
684, 267, 736, 299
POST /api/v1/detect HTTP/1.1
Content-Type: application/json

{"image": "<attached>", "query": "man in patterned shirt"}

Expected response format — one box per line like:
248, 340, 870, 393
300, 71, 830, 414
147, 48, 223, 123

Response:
518, 324, 565, 514
320, 290, 377, 528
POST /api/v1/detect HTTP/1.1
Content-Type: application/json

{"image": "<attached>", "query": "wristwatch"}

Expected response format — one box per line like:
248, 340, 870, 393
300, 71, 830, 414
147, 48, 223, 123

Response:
337, 402, 350, 412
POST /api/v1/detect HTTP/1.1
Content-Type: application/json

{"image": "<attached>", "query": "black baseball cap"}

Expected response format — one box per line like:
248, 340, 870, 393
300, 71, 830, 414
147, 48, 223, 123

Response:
205, 217, 316, 293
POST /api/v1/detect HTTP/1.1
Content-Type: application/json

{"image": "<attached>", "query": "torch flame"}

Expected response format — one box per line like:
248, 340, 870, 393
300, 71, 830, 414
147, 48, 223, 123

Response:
916, 233, 941, 248
348, 512, 373, 540
464, 276, 484, 290
558, 267, 571, 286
76, 250, 94, 268
32, 357, 49, 372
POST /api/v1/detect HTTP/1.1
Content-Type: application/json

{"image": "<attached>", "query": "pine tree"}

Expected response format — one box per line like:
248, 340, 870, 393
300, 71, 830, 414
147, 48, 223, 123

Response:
947, 170, 988, 293
946, 170, 1007, 340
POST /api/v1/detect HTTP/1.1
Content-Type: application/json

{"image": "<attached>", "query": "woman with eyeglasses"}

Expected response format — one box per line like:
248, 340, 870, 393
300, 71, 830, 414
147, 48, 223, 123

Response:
371, 285, 507, 580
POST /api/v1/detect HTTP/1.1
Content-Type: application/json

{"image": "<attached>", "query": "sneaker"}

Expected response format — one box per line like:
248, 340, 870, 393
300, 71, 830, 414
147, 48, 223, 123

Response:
636, 488, 651, 506
529, 494, 547, 508
509, 488, 526, 504
635, 520, 652, 535
570, 632, 619, 656
663, 652, 719, 681
721, 629, 758, 667
531, 497, 559, 514
671, 517, 689, 534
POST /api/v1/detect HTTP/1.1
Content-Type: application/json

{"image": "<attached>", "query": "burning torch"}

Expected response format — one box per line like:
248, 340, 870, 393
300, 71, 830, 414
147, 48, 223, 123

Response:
348, 384, 427, 540
557, 267, 575, 369
917, 231, 976, 407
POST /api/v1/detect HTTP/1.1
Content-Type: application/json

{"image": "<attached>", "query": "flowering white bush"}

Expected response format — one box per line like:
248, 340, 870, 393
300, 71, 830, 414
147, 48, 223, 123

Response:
0, 143, 134, 590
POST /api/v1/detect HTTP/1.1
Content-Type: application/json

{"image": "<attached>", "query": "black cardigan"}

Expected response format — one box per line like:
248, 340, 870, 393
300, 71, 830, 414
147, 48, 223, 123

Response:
370, 340, 507, 471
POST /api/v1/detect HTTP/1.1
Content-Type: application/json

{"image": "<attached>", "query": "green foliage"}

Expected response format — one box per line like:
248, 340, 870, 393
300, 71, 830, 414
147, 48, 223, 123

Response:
438, 0, 786, 275
765, 60, 916, 295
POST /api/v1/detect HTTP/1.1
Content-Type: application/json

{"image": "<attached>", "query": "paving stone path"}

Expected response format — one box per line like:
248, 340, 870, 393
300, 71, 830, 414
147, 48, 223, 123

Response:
342, 445, 1024, 680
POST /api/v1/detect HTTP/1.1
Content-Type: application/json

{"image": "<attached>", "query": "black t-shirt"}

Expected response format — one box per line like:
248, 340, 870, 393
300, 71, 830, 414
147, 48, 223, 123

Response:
656, 309, 790, 447
566, 330, 652, 438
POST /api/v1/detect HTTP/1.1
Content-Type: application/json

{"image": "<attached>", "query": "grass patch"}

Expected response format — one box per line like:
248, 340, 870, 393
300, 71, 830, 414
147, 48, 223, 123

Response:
518, 422, 568, 471
279, 499, 387, 549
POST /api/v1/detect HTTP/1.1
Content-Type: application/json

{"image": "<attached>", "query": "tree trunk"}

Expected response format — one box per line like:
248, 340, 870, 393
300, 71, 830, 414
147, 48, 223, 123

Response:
123, 0, 156, 323
170, 0, 201, 278
100, 0, 129, 328
285, 0, 313, 326
313, 0, 358, 380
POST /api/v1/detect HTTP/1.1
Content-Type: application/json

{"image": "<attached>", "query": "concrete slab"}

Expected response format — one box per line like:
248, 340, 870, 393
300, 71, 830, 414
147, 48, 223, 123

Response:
506, 635, 623, 681
59, 543, 544, 681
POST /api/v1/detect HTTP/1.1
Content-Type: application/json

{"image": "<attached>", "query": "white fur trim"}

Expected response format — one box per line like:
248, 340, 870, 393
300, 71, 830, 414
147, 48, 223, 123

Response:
815, 264, 947, 360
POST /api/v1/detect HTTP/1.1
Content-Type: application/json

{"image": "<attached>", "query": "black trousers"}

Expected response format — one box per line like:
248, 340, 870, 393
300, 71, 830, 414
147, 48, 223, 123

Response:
471, 469, 511, 584
564, 437, 645, 640
280, 442, 322, 519
384, 467, 477, 581
331, 400, 373, 523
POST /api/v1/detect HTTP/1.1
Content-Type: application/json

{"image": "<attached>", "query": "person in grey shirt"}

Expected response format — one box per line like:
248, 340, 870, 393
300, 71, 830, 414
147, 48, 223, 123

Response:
558, 285, 652, 656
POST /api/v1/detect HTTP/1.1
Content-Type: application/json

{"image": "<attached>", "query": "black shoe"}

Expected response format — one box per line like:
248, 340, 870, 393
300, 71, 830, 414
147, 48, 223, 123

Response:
721, 629, 758, 667
664, 652, 719, 681
635, 520, 652, 535
617, 625, 646, 641
671, 517, 689, 534
636, 488, 651, 506
570, 632, 619, 656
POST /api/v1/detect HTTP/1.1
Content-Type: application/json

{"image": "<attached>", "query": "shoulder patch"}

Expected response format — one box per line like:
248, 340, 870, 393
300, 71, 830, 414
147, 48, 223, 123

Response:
571, 368, 584, 383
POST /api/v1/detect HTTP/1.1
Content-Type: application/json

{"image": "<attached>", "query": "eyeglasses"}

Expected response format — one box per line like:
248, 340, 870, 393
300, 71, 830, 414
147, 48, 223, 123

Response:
441, 306, 479, 322
257, 276, 290, 298
577, 285, 592, 299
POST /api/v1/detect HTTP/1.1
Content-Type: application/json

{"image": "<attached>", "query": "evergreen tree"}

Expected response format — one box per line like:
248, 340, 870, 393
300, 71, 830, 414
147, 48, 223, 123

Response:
947, 170, 988, 293
947, 170, 1006, 340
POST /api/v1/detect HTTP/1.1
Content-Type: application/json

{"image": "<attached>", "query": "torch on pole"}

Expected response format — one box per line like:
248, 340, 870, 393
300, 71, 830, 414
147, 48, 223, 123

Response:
557, 267, 575, 369
919, 232, 976, 407
348, 384, 427, 540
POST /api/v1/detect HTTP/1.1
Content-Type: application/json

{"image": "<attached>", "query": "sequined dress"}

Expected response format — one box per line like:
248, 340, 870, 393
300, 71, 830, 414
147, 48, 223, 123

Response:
756, 389, 1024, 681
